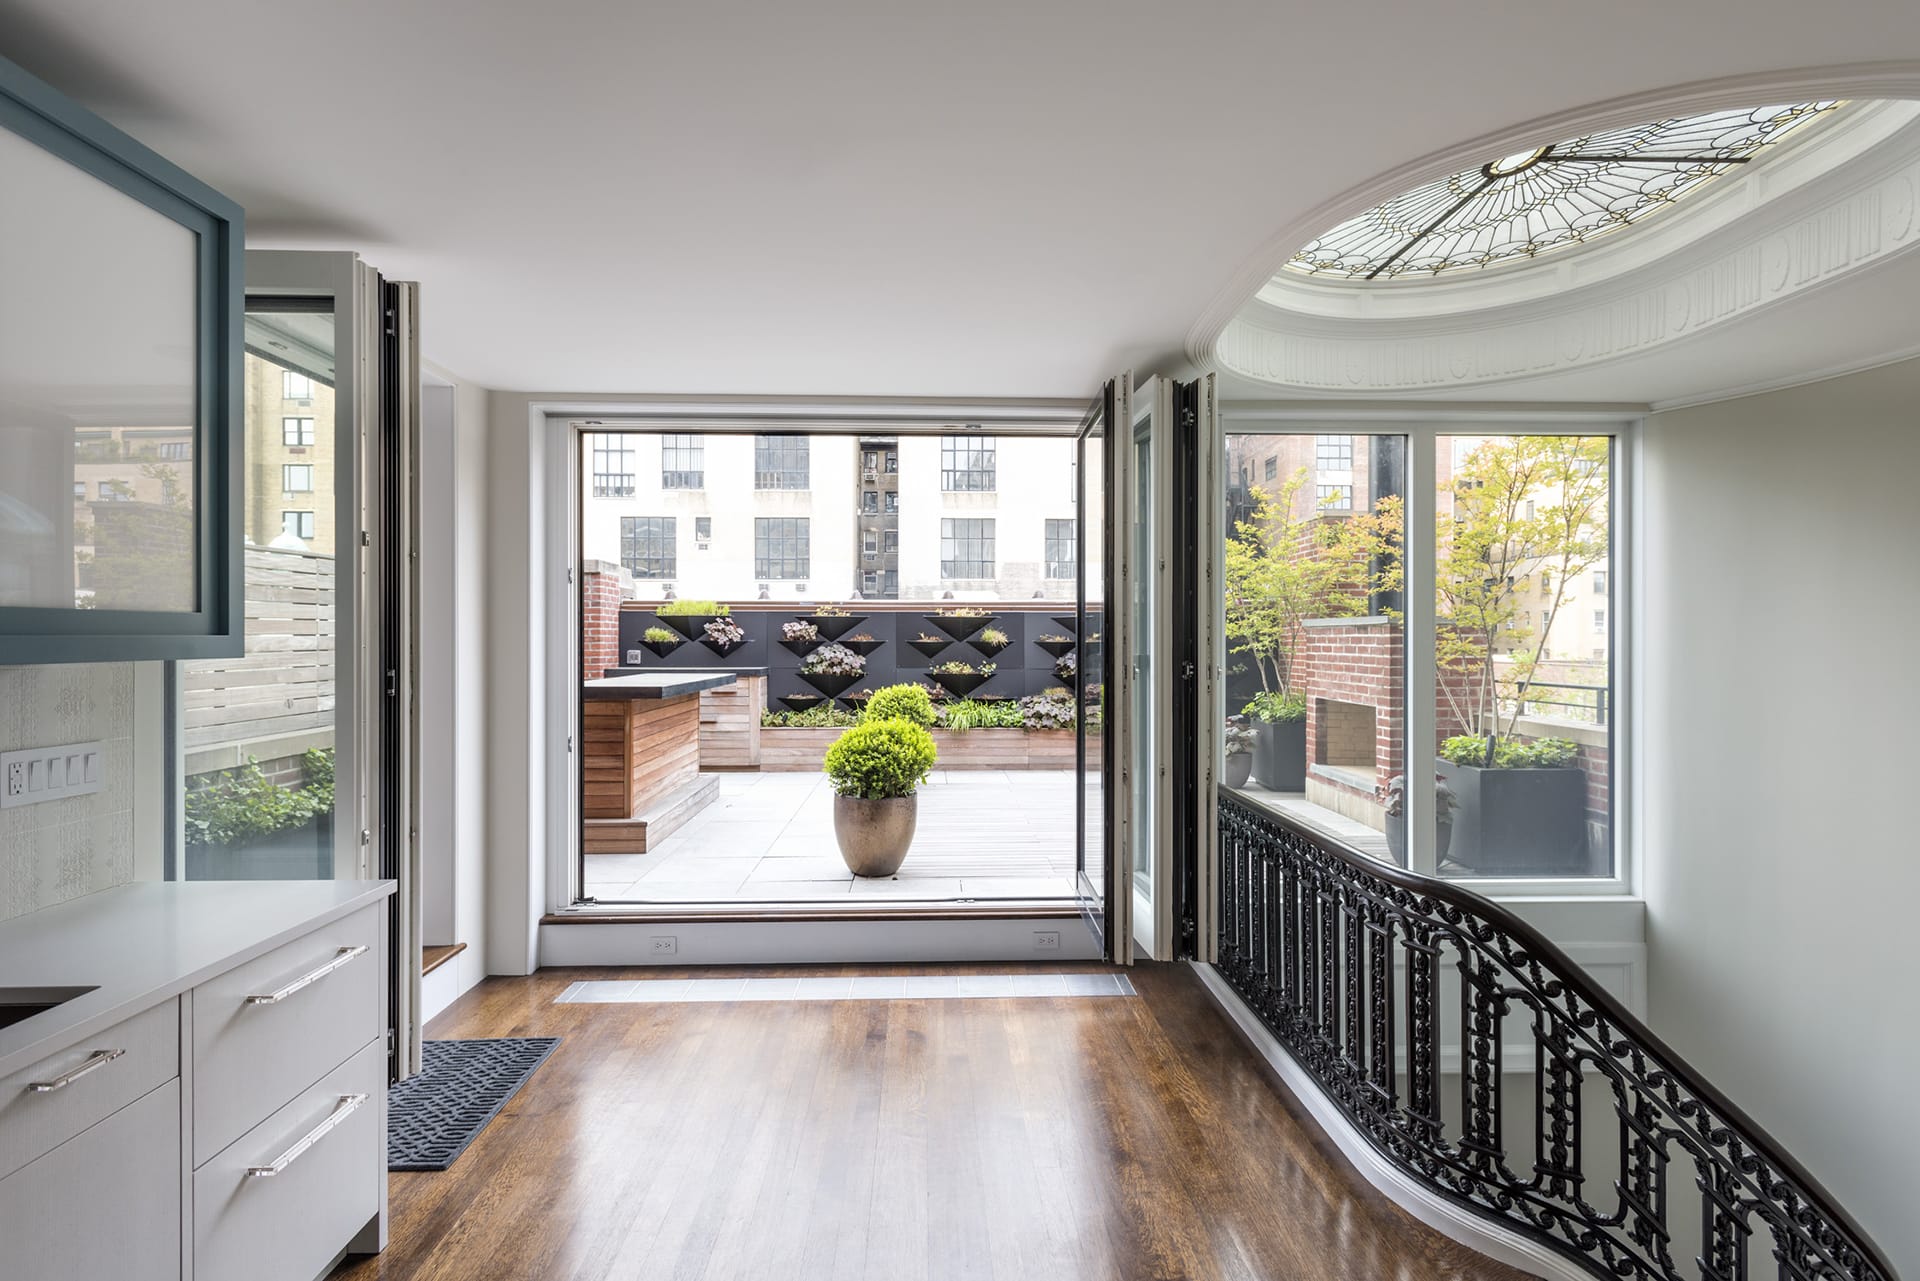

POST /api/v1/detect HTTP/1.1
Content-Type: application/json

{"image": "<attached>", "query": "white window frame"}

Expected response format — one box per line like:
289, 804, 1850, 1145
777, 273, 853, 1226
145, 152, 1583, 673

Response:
282, 369, 314, 400
281, 462, 313, 492
280, 509, 315, 540
282, 415, 315, 446
1215, 409, 1638, 900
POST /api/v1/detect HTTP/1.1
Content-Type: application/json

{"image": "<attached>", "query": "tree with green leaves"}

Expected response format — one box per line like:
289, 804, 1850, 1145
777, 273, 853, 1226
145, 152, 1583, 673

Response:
1436, 436, 1609, 742
1224, 467, 1403, 699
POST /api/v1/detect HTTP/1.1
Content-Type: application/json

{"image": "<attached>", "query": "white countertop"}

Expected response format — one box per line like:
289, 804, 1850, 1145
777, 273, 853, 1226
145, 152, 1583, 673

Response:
0, 879, 395, 1076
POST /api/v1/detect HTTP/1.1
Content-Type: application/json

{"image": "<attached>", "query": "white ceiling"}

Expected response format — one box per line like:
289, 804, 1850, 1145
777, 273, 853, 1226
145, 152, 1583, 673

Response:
6, 0, 1920, 399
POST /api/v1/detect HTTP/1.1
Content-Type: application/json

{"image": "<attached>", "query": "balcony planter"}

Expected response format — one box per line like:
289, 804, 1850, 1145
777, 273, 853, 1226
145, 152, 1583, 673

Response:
639, 635, 685, 659
927, 669, 989, 698
1033, 636, 1076, 659
778, 637, 822, 657
779, 693, 825, 711
701, 635, 750, 658
925, 612, 992, 643
832, 794, 918, 877
838, 637, 885, 657
1253, 719, 1307, 792
1435, 760, 1586, 875
798, 670, 861, 699
807, 612, 867, 641
906, 636, 952, 661
1225, 752, 1253, 788
1050, 615, 1079, 635
656, 613, 718, 641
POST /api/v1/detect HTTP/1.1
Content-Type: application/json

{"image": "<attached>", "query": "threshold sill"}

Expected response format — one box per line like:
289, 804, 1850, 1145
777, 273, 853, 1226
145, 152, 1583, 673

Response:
547, 899, 1083, 925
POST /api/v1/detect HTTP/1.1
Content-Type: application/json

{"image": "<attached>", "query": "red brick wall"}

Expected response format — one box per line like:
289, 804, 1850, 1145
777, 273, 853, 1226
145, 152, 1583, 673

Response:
581, 563, 624, 681
1291, 620, 1403, 800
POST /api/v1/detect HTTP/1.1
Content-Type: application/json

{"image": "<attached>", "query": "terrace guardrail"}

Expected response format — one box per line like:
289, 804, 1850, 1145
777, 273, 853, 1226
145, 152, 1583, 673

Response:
1216, 789, 1897, 1281
1512, 679, 1609, 726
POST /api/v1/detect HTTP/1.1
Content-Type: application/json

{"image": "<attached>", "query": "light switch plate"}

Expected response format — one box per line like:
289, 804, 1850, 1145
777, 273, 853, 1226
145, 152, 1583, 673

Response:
0, 741, 104, 808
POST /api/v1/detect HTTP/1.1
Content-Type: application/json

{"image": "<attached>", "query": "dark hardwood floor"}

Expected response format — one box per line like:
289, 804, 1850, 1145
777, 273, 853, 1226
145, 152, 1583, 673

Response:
334, 962, 1531, 1281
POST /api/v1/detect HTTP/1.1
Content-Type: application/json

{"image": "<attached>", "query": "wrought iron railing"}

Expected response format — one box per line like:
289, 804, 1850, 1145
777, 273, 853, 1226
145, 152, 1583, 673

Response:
1216, 790, 1896, 1281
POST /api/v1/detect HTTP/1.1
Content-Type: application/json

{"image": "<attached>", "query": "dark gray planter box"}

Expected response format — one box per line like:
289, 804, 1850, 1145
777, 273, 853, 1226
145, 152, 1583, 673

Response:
1253, 718, 1307, 792
1437, 759, 1586, 875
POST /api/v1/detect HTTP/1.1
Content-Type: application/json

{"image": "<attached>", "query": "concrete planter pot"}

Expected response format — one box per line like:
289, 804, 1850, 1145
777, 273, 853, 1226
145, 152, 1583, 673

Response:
1253, 718, 1307, 792
1385, 817, 1451, 869
833, 793, 918, 877
1436, 759, 1586, 875
1225, 752, 1253, 789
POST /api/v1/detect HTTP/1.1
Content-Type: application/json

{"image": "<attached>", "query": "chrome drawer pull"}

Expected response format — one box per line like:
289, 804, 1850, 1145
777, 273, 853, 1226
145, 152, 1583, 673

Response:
27, 1047, 126, 1093
245, 1093, 368, 1178
244, 944, 369, 1005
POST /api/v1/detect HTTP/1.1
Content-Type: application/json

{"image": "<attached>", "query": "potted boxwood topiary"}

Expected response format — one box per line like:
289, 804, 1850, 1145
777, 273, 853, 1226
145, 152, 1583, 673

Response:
1435, 734, 1586, 875
1223, 716, 1257, 788
1244, 691, 1307, 791
823, 718, 938, 876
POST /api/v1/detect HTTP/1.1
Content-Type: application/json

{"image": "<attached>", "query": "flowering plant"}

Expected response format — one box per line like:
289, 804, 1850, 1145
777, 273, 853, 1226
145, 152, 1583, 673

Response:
1018, 689, 1075, 731
812, 604, 850, 616
930, 660, 993, 676
704, 617, 746, 646
1054, 652, 1077, 682
780, 620, 818, 642
801, 642, 865, 677
934, 605, 991, 617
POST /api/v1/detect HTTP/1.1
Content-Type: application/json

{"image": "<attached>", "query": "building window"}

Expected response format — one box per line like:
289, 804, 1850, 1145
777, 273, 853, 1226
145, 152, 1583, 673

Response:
860, 491, 879, 514
1594, 609, 1607, 634
940, 435, 996, 492
281, 510, 315, 540
620, 516, 676, 578
882, 529, 898, 553
1316, 435, 1352, 471
694, 516, 711, 541
754, 517, 810, 579
158, 441, 192, 461
754, 436, 809, 489
884, 450, 899, 474
283, 417, 315, 446
862, 531, 879, 555
1045, 518, 1075, 578
1593, 570, 1607, 595
661, 434, 703, 489
1263, 456, 1278, 481
97, 481, 126, 501
883, 491, 898, 513
1317, 484, 1353, 511
282, 370, 314, 400
72, 481, 86, 499
941, 517, 995, 578
1539, 570, 1552, 596
282, 464, 313, 493
591, 435, 635, 497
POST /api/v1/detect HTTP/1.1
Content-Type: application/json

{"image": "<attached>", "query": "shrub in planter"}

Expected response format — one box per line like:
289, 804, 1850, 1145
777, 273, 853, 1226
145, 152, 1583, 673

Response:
761, 705, 860, 728
1223, 716, 1257, 788
823, 719, 938, 876
185, 748, 334, 849
1244, 691, 1308, 792
655, 598, 728, 639
938, 698, 1023, 731
1435, 735, 1586, 875
861, 683, 936, 727
972, 627, 1010, 657
1018, 688, 1076, 731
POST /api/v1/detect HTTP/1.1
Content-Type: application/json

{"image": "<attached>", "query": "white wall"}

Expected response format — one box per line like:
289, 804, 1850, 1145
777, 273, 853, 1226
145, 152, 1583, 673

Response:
1640, 356, 1920, 1277
0, 662, 159, 917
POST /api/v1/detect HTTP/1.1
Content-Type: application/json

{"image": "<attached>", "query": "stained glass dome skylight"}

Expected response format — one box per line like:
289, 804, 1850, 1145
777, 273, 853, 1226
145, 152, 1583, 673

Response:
1287, 102, 1839, 281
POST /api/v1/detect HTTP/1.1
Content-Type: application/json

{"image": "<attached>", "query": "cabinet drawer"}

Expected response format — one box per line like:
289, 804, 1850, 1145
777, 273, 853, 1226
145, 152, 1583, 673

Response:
193, 903, 382, 1163
0, 1081, 182, 1281
0, 998, 179, 1180
194, 1038, 383, 1281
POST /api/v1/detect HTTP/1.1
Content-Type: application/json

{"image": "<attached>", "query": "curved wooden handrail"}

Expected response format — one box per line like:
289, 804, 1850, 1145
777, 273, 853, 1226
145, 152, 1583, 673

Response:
1216, 787, 1899, 1281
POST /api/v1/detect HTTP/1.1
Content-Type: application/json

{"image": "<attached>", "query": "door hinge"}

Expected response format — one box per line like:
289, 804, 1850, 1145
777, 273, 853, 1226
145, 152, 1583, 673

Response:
567, 566, 575, 584
566, 735, 574, 753
361, 531, 371, 547
360, 829, 372, 846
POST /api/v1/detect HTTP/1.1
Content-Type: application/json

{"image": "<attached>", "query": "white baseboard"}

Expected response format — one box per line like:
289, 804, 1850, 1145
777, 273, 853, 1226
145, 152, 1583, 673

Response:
539, 917, 1102, 967
1190, 962, 1592, 1281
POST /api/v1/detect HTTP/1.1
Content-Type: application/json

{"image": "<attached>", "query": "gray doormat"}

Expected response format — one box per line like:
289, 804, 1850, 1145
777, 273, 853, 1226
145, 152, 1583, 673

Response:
387, 1037, 560, 1171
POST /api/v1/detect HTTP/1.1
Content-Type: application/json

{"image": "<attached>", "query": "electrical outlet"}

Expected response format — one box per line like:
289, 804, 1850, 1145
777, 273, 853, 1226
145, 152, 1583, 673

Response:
649, 935, 678, 956
0, 742, 103, 810
1033, 930, 1061, 951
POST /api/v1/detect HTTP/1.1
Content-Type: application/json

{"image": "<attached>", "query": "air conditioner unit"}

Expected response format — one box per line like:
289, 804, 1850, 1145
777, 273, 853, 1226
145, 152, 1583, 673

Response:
695, 540, 710, 551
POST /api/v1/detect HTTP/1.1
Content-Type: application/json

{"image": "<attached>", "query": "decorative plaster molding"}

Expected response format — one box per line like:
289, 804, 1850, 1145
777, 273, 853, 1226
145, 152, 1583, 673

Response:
1186, 62, 1920, 381
1214, 136, 1920, 393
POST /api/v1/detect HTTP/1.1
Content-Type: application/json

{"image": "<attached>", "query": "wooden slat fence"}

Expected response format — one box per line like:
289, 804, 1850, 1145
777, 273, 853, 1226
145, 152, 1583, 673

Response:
182, 548, 337, 760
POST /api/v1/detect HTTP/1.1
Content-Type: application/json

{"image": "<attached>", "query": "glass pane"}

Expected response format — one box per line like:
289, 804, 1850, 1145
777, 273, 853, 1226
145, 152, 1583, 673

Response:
1434, 435, 1613, 879
1130, 425, 1154, 891
179, 307, 338, 879
1077, 423, 1106, 912
0, 127, 198, 612
1221, 430, 1407, 865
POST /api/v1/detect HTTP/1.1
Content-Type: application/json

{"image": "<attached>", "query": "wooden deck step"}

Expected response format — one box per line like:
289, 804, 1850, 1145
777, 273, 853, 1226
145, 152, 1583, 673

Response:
583, 772, 722, 855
